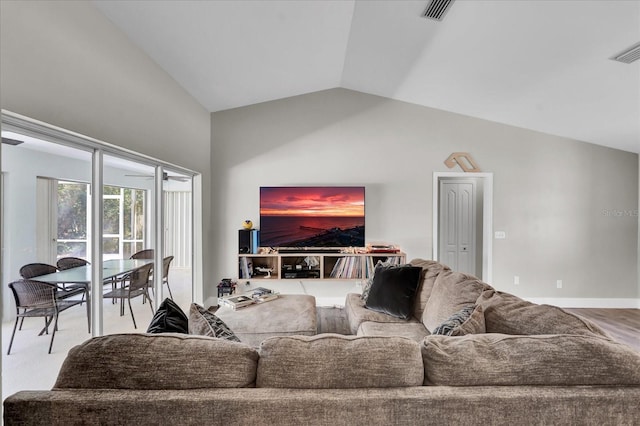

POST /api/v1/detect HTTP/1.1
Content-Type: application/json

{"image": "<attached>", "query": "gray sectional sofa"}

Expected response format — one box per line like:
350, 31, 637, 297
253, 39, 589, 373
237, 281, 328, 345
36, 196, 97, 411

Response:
347, 259, 610, 340
4, 259, 640, 425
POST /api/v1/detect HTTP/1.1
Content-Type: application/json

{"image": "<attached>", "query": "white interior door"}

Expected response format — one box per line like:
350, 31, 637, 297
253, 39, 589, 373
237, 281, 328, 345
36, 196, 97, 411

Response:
439, 179, 476, 275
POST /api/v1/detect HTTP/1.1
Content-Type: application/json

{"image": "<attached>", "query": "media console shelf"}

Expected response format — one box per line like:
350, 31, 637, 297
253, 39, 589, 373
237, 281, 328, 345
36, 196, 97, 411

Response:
238, 249, 406, 281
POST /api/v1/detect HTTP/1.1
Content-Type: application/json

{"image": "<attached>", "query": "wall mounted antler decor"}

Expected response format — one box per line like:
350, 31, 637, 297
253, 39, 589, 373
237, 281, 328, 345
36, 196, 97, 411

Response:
444, 152, 481, 172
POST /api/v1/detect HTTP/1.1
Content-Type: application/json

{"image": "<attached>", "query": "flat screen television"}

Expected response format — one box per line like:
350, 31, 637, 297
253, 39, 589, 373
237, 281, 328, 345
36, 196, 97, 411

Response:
259, 186, 365, 248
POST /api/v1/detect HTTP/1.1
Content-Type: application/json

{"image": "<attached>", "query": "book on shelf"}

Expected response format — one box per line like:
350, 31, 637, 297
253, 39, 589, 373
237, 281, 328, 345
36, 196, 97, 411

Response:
239, 256, 253, 279
329, 256, 362, 279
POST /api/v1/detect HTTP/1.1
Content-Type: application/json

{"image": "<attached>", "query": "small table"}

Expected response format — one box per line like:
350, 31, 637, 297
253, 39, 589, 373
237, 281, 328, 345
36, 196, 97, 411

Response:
216, 294, 318, 348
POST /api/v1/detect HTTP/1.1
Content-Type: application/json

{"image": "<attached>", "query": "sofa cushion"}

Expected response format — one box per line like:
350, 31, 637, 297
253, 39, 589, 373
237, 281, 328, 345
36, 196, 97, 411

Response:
345, 293, 416, 335
422, 270, 490, 333
421, 333, 640, 386
357, 321, 430, 342
146, 298, 189, 334
477, 290, 609, 337
365, 265, 422, 319
409, 259, 451, 319
257, 334, 424, 389
54, 333, 258, 389
432, 304, 485, 336
189, 303, 241, 342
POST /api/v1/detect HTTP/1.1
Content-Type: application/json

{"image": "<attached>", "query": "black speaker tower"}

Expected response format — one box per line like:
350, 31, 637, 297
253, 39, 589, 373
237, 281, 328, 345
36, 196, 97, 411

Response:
238, 229, 259, 254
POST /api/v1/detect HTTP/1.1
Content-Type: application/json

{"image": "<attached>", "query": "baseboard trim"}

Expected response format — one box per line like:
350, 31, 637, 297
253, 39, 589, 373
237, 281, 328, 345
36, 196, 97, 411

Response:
524, 297, 640, 309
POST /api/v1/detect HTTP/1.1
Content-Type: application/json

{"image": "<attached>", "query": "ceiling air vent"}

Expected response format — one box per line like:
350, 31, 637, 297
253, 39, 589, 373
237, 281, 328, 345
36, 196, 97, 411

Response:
611, 42, 640, 64
422, 0, 455, 21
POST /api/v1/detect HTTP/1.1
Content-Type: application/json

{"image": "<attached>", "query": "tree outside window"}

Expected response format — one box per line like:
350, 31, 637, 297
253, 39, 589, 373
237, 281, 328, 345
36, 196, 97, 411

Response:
57, 182, 146, 260
57, 182, 88, 258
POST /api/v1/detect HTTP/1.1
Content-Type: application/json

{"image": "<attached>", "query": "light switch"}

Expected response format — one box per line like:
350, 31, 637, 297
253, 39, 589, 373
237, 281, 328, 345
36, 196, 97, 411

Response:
494, 231, 506, 239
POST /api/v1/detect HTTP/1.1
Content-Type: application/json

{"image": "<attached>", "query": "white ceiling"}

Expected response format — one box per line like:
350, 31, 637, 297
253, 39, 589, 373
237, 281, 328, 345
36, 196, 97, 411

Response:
93, 0, 640, 154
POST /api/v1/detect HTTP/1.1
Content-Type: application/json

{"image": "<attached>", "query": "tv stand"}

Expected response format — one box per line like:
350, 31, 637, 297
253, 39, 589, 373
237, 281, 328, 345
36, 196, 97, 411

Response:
238, 248, 406, 280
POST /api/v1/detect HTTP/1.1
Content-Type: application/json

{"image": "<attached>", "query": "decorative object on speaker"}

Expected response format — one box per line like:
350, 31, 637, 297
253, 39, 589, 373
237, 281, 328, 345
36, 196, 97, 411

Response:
242, 219, 253, 230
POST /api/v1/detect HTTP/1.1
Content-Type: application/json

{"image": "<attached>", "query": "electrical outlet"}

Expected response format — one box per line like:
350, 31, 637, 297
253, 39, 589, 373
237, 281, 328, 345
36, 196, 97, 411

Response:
514, 275, 520, 285
556, 280, 563, 289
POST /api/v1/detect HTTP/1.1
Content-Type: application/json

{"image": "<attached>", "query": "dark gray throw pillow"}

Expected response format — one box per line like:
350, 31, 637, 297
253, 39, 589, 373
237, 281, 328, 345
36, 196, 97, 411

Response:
361, 260, 409, 302
146, 298, 189, 334
365, 265, 422, 319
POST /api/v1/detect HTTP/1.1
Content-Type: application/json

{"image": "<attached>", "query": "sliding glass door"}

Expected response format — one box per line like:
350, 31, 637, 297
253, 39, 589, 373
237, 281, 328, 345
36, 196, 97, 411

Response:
1, 112, 197, 399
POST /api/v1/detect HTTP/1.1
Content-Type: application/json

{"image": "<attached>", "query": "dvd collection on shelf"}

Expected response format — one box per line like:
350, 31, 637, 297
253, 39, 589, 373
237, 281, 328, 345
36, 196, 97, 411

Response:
329, 254, 404, 279
329, 256, 363, 279
219, 287, 278, 310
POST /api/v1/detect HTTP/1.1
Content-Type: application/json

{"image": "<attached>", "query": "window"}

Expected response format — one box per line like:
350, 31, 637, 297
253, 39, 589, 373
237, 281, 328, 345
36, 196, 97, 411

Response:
57, 182, 147, 260
121, 187, 146, 259
57, 181, 89, 259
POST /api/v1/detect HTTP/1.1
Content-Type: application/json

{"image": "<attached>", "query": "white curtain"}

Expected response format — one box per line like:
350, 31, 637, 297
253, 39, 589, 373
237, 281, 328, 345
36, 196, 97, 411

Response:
164, 191, 192, 268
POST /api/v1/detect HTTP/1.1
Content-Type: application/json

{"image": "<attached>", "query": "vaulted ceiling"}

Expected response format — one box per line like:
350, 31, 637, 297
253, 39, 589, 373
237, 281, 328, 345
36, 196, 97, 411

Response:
93, 0, 640, 153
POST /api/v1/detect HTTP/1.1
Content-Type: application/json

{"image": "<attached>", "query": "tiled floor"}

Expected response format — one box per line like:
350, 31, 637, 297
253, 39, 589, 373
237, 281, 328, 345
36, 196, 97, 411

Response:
1, 268, 194, 399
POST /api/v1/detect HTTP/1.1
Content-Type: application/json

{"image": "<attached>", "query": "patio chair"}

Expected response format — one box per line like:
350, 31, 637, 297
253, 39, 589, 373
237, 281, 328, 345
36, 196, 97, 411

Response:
109, 249, 154, 308
18, 262, 88, 330
129, 249, 158, 302
149, 256, 175, 300
56, 257, 90, 270
131, 249, 154, 259
7, 279, 88, 354
19, 263, 57, 279
103, 263, 154, 329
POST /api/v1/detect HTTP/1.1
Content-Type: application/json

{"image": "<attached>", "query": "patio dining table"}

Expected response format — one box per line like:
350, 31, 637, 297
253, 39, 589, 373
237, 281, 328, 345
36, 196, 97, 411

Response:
34, 259, 155, 330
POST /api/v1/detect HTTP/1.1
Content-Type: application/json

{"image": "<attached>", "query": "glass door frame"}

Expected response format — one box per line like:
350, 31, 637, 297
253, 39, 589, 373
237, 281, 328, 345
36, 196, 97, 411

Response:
1, 110, 202, 336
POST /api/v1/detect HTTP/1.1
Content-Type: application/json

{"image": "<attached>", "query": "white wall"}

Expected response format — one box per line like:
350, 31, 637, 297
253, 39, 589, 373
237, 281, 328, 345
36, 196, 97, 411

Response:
0, 0, 212, 296
212, 88, 639, 305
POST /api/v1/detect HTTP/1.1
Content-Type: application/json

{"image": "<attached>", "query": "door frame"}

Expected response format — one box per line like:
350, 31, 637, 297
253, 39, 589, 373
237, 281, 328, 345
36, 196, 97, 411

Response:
433, 172, 493, 283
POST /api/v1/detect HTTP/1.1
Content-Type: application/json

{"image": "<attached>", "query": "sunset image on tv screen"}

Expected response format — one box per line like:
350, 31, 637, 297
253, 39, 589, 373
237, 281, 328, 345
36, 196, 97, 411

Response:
259, 186, 365, 248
